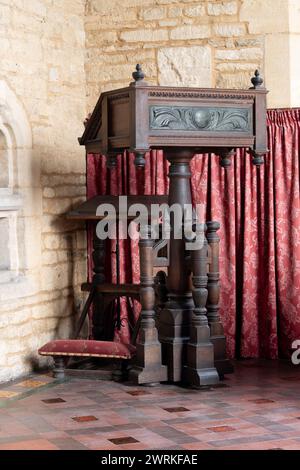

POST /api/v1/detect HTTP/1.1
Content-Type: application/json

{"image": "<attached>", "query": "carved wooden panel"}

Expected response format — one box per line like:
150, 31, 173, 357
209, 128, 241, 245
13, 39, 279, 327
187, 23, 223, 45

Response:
149, 106, 252, 133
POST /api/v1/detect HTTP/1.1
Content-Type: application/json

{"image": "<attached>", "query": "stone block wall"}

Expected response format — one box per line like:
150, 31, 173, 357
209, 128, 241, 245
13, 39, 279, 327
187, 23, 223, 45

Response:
85, 0, 300, 110
0, 0, 87, 382
85, 0, 264, 110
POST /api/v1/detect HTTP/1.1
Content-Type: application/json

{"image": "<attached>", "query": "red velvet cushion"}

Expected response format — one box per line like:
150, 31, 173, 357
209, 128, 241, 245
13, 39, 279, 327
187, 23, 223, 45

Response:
38, 340, 136, 359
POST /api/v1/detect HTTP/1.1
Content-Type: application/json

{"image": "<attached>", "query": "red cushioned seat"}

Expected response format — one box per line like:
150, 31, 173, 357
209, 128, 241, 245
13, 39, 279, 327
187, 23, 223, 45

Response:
38, 339, 136, 360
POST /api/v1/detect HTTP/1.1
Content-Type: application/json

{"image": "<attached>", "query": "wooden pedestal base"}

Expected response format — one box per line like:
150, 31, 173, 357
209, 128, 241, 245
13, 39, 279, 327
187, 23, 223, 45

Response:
129, 328, 167, 384
183, 325, 219, 387
210, 324, 234, 377
159, 306, 191, 382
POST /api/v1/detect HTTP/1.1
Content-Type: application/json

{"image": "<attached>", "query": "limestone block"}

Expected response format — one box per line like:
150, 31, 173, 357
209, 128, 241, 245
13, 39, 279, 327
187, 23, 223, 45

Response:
76, 230, 87, 250
141, 7, 166, 20
43, 234, 60, 250
41, 174, 86, 187
42, 250, 58, 265
42, 214, 84, 234
54, 185, 86, 198
170, 24, 211, 40
5, 322, 33, 339
60, 234, 74, 250
184, 4, 206, 17
41, 263, 72, 291
216, 71, 253, 89
86, 30, 118, 47
215, 47, 263, 60
31, 297, 72, 321
57, 251, 72, 263
43, 197, 72, 215
240, 0, 289, 33
168, 6, 182, 17
216, 62, 261, 73
207, 1, 238, 16
158, 45, 212, 87
159, 19, 178, 27
234, 37, 264, 48
120, 28, 168, 42
85, 9, 137, 27
154, 0, 176, 4
213, 23, 246, 37
88, 0, 153, 13
43, 187, 55, 198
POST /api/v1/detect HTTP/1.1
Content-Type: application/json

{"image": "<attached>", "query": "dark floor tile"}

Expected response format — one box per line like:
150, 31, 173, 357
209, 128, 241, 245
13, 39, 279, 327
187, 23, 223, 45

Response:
109, 437, 139, 445
248, 399, 275, 404
126, 390, 152, 396
163, 407, 190, 413
72, 416, 98, 423
42, 398, 66, 404
207, 426, 236, 433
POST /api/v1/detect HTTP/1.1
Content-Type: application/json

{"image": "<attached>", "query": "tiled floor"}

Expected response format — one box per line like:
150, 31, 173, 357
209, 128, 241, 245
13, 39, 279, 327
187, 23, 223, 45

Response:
0, 360, 300, 450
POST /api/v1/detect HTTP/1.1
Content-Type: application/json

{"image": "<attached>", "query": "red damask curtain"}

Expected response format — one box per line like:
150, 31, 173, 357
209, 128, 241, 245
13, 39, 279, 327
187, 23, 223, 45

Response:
86, 108, 300, 359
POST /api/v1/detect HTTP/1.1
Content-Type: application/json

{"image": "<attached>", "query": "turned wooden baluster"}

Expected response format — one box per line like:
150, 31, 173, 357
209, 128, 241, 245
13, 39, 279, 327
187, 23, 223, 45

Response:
153, 270, 168, 332
91, 227, 107, 340
206, 221, 233, 377
129, 225, 167, 385
183, 223, 219, 387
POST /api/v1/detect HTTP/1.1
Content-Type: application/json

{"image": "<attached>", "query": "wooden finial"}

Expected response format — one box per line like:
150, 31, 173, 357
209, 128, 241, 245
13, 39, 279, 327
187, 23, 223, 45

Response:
251, 70, 263, 88
132, 64, 145, 82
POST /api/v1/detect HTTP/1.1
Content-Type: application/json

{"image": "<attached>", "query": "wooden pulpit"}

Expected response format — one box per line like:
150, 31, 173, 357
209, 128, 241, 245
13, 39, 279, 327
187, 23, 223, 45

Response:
79, 65, 268, 388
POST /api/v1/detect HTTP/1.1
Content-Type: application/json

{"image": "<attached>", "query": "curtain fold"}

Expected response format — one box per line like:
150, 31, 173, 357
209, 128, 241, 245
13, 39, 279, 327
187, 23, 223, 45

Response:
86, 109, 300, 359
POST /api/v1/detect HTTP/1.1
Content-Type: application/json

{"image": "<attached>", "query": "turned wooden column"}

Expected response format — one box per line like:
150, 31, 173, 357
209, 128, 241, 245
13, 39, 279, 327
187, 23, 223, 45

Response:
129, 225, 167, 385
206, 221, 233, 377
183, 223, 219, 387
91, 226, 106, 340
158, 149, 194, 382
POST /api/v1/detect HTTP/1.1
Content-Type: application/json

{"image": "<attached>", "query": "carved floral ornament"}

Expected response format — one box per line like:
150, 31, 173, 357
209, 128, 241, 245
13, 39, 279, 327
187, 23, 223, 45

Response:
149, 106, 251, 132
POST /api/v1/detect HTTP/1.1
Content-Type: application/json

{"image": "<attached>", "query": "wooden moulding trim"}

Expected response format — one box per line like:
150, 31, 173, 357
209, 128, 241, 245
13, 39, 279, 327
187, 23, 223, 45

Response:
39, 352, 132, 359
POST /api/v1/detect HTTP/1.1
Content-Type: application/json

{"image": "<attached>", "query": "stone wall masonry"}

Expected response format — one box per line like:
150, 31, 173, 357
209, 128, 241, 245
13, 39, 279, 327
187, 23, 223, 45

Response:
0, 0, 87, 382
85, 0, 267, 109
85, 0, 300, 109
